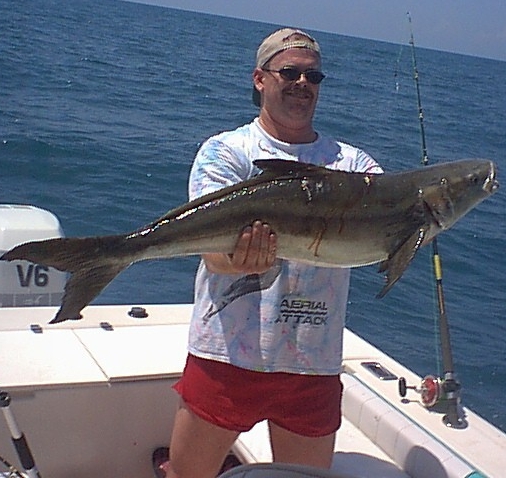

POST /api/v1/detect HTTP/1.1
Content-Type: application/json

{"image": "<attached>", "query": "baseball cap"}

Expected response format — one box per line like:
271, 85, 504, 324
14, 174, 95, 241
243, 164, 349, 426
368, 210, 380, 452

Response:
252, 28, 322, 107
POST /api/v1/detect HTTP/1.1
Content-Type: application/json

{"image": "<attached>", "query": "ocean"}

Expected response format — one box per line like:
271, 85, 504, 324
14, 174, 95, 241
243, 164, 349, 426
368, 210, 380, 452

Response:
1, 0, 505, 433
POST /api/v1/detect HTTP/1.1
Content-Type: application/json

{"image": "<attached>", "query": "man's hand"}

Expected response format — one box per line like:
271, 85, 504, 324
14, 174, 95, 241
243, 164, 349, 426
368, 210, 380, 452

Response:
203, 221, 277, 274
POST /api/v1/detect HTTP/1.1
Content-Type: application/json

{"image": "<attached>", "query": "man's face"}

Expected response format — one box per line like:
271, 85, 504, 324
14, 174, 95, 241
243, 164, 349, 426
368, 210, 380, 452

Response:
254, 48, 322, 130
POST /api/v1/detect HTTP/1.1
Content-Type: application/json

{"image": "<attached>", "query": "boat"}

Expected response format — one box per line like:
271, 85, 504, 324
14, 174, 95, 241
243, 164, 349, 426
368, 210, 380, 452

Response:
1, 205, 505, 478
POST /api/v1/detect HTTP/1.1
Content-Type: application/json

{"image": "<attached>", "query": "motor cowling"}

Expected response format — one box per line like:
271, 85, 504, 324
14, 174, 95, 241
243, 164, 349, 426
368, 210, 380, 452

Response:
0, 205, 66, 307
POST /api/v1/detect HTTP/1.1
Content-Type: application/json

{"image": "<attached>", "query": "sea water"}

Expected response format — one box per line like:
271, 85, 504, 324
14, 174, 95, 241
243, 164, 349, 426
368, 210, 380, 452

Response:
1, 0, 505, 432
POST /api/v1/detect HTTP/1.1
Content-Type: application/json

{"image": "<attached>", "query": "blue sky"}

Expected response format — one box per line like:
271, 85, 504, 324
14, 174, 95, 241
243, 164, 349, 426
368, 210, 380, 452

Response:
133, 0, 506, 62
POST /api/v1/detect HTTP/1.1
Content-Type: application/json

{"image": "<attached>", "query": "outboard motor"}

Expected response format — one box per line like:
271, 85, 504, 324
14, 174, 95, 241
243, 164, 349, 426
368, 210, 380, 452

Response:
0, 205, 66, 307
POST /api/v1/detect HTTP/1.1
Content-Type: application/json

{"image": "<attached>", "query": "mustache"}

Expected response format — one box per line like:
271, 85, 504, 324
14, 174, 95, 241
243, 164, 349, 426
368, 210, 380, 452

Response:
284, 85, 315, 99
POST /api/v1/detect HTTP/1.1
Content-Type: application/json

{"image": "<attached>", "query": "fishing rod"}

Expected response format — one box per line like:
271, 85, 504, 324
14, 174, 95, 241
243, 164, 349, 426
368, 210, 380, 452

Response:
0, 454, 24, 478
397, 13, 467, 429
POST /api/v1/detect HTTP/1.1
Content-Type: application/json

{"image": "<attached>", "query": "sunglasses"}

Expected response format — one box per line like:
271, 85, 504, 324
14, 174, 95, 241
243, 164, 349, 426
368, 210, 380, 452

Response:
262, 66, 326, 85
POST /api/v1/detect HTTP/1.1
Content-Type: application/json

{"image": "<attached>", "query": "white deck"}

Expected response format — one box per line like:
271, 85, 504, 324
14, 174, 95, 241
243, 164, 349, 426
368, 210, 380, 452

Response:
1, 304, 505, 477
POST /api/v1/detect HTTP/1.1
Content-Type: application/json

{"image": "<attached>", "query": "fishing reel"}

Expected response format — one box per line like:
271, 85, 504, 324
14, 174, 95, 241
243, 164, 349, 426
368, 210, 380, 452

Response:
398, 374, 443, 408
398, 373, 467, 429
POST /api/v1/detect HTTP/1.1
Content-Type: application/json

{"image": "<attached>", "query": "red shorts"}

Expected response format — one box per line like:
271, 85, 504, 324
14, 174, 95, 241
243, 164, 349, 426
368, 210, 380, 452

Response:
173, 354, 343, 437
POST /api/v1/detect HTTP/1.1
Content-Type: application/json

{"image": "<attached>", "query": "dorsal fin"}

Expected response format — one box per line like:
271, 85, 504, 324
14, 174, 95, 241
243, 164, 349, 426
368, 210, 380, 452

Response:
152, 160, 333, 229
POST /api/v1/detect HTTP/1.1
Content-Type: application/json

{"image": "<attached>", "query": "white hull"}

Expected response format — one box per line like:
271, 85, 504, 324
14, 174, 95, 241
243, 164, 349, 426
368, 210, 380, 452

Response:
1, 304, 504, 478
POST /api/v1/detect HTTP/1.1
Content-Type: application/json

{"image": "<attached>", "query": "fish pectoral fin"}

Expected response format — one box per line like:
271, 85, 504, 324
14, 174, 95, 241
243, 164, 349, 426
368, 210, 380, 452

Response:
376, 225, 428, 298
49, 263, 127, 324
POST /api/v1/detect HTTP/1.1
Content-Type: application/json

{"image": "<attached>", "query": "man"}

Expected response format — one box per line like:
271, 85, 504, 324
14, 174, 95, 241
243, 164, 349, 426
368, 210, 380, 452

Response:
154, 28, 382, 478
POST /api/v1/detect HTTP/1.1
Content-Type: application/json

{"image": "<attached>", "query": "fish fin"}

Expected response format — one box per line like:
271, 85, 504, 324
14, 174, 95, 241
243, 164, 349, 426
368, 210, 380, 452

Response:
1, 236, 132, 323
151, 160, 334, 228
49, 263, 127, 323
0, 236, 125, 272
376, 226, 428, 298
253, 159, 332, 176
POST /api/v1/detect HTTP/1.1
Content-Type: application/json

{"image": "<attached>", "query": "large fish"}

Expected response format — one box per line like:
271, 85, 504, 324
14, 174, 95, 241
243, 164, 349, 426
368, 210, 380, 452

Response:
1, 159, 498, 323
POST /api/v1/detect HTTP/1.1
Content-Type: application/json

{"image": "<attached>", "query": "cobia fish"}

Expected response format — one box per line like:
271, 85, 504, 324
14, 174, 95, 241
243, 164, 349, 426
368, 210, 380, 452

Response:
1, 158, 498, 323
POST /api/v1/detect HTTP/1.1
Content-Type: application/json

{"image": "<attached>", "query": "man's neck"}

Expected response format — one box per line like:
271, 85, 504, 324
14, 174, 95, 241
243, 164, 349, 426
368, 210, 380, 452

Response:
258, 113, 317, 144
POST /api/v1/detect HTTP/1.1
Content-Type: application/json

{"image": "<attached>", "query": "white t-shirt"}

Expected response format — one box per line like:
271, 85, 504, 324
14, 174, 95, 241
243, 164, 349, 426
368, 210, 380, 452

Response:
187, 118, 381, 375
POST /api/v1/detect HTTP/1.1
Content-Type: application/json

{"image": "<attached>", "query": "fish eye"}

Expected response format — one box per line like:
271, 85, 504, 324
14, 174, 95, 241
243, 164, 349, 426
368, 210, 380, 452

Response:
468, 173, 479, 184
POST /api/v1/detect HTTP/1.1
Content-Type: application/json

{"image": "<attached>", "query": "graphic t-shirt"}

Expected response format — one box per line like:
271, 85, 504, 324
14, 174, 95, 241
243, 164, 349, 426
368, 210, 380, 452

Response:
188, 118, 382, 374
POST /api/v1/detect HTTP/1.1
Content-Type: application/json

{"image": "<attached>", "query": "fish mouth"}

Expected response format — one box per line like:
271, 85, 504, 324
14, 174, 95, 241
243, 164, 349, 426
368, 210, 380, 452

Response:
484, 161, 500, 194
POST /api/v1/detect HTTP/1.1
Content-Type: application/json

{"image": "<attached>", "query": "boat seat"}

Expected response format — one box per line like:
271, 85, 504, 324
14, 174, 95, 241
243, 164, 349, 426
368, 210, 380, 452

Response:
218, 462, 354, 478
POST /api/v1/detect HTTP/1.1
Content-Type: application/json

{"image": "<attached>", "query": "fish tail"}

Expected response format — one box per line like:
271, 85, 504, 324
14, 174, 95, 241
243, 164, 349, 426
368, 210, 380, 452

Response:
49, 261, 128, 323
1, 236, 131, 323
1, 236, 127, 271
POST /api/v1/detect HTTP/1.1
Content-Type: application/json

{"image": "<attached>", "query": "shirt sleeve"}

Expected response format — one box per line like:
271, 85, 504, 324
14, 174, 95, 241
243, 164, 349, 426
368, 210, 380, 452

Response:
188, 137, 254, 201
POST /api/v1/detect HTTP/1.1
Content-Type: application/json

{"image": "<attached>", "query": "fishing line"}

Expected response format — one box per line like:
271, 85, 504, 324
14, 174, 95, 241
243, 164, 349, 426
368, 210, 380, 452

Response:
393, 44, 403, 93
405, 12, 466, 428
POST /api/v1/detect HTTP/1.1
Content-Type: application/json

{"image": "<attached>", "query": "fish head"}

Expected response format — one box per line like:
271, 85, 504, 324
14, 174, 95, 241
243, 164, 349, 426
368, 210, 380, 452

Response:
422, 158, 499, 231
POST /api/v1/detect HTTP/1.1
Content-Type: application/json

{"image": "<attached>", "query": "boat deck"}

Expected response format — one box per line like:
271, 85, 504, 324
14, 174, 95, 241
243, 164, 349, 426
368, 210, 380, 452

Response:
1, 304, 505, 477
